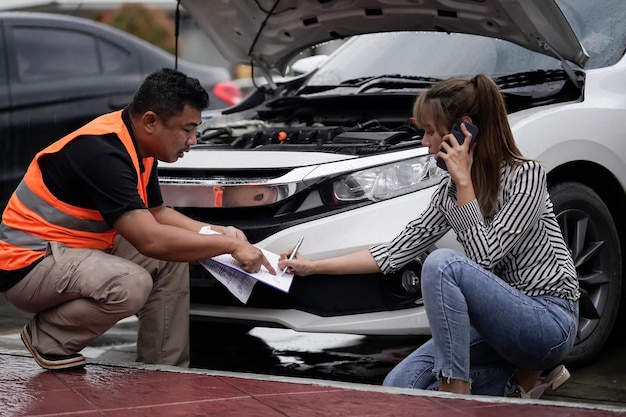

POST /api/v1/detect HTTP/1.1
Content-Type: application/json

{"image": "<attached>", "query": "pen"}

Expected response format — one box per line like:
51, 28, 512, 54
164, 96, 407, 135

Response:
281, 236, 304, 275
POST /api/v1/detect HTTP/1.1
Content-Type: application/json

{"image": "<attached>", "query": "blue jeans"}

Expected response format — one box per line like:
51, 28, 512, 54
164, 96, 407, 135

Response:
383, 248, 579, 396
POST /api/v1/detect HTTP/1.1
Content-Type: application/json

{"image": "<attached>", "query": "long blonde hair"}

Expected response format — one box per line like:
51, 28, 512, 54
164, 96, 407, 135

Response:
413, 74, 529, 216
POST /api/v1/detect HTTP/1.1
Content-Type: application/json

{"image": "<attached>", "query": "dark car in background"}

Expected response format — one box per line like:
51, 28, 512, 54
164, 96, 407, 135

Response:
0, 11, 241, 211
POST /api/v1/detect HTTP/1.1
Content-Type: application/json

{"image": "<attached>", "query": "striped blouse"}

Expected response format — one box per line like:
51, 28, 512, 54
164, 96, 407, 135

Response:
369, 160, 579, 301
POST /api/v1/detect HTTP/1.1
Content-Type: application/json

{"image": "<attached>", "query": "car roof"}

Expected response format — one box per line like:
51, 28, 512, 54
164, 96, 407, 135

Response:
0, 11, 180, 71
0, 11, 162, 50
180, 0, 588, 75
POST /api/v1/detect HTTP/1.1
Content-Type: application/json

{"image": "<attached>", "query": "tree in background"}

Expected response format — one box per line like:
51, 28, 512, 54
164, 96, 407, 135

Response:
97, 3, 176, 54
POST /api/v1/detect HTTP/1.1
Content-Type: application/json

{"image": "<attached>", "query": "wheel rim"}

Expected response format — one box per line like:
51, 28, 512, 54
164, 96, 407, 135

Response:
557, 208, 611, 343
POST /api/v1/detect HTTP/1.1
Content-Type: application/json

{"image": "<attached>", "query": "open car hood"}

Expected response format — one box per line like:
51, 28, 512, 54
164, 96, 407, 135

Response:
181, 0, 588, 75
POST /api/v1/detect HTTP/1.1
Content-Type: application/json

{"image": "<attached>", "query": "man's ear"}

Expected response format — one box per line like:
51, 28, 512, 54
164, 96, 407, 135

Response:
142, 111, 158, 132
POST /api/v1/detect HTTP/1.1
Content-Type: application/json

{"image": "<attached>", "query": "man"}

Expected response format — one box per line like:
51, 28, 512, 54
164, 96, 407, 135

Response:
0, 68, 274, 371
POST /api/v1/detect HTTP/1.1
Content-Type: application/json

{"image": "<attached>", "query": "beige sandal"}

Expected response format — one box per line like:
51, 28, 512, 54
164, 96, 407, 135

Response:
506, 365, 571, 399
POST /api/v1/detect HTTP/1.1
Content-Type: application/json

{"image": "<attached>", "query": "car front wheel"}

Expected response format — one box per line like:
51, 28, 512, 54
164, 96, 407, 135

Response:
549, 181, 622, 367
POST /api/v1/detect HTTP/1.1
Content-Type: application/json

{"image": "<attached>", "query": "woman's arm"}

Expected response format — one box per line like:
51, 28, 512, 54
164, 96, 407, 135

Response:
278, 248, 381, 276
281, 179, 452, 277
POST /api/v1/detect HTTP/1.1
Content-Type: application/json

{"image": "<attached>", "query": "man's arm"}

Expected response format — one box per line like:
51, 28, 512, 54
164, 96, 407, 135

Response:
149, 204, 248, 240
114, 209, 274, 273
149, 204, 207, 232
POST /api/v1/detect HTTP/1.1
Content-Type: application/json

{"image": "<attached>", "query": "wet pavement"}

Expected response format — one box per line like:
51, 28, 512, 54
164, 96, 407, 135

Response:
2, 299, 626, 414
1, 348, 625, 417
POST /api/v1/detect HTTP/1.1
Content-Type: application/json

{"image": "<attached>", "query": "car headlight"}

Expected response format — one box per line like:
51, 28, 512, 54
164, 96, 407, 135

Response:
332, 155, 440, 202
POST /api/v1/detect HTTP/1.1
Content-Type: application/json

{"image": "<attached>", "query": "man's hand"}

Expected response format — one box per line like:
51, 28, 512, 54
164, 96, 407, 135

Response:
232, 242, 276, 274
222, 226, 248, 242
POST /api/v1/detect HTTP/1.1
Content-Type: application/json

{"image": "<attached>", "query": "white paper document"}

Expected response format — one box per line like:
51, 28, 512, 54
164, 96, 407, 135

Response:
199, 258, 258, 304
198, 226, 294, 303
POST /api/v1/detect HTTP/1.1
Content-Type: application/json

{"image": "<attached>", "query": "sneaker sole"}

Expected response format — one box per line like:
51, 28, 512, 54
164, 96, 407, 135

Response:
20, 326, 86, 371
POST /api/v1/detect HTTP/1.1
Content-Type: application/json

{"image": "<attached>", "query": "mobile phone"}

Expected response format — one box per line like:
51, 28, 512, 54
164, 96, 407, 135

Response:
436, 120, 479, 170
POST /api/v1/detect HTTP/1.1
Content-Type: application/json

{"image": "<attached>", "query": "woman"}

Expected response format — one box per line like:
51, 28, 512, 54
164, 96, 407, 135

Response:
278, 74, 579, 397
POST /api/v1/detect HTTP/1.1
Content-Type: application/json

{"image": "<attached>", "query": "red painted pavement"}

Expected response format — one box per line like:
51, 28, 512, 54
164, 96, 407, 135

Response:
0, 351, 623, 417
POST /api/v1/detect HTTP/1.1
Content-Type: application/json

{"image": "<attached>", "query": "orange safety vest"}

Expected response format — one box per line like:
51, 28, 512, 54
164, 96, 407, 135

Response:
0, 110, 154, 271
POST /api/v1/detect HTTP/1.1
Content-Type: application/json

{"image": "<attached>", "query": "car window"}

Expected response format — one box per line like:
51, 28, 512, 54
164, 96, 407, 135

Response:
98, 39, 131, 73
14, 27, 100, 80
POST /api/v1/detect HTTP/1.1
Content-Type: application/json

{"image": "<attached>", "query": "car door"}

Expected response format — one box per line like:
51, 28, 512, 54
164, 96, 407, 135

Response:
1, 15, 144, 209
0, 23, 12, 212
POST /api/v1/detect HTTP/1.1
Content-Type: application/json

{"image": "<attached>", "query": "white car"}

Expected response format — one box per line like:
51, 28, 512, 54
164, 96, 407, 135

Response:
160, 0, 626, 367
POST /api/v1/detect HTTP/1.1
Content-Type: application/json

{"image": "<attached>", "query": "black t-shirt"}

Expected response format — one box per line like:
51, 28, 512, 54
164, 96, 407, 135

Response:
42, 109, 163, 225
0, 110, 162, 289
39, 135, 162, 226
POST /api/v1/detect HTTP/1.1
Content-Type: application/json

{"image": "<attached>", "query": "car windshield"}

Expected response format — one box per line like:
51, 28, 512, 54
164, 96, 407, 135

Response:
305, 0, 625, 88
306, 32, 559, 87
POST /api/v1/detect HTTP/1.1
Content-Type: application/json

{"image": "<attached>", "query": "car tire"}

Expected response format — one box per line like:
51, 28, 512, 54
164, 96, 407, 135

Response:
549, 181, 622, 367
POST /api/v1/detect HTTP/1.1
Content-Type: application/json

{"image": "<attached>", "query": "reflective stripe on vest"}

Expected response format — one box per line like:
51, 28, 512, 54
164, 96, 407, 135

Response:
0, 110, 154, 271
15, 181, 110, 233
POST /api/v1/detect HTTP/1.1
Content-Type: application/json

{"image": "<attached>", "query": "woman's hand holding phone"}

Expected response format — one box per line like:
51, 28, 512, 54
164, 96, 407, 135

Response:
436, 120, 479, 171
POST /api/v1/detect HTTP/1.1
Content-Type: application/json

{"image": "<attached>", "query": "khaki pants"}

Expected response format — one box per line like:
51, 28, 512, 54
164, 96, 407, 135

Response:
4, 237, 190, 367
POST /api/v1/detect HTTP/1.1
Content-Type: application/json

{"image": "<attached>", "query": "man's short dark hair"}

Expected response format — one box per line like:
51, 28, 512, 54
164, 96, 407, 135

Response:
129, 68, 209, 119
